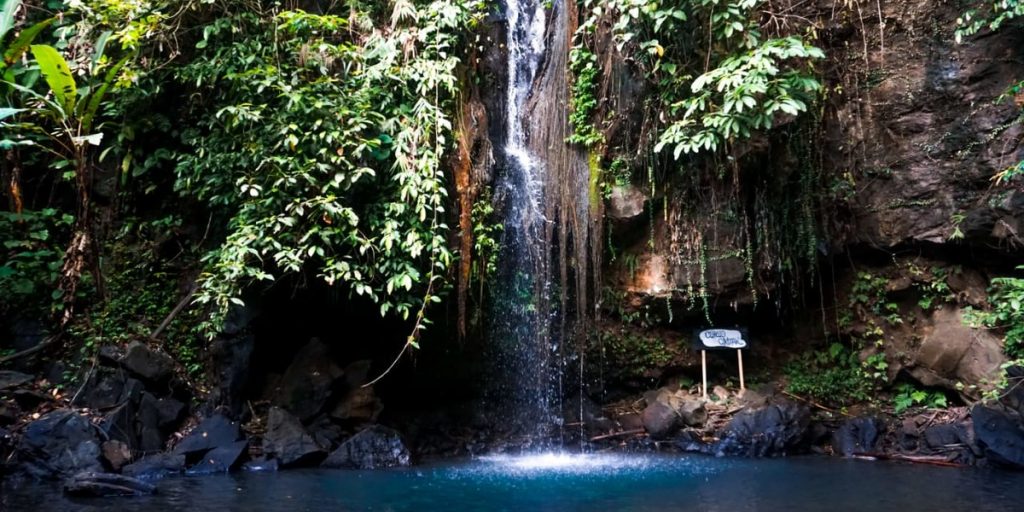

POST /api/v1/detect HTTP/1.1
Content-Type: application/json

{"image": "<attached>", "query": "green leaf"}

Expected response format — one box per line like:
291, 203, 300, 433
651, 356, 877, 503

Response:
0, 0, 19, 43
0, 106, 25, 120
31, 44, 76, 114
81, 53, 131, 133
3, 17, 53, 66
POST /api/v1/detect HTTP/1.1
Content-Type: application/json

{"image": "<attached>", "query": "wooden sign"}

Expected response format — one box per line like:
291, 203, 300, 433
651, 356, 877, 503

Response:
693, 328, 749, 399
695, 329, 747, 350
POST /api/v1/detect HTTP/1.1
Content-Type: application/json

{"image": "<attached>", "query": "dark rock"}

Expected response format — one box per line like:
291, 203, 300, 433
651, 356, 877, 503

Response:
715, 401, 811, 457
185, 440, 248, 475
9, 317, 46, 352
101, 440, 132, 471
308, 416, 345, 449
63, 472, 156, 497
330, 387, 383, 424
242, 457, 279, 472
641, 399, 679, 439
207, 335, 254, 418
101, 402, 142, 450
222, 303, 258, 336
155, 398, 186, 430
173, 414, 243, 458
137, 393, 166, 452
122, 452, 185, 480
737, 387, 771, 408
263, 407, 325, 467
343, 360, 373, 388
0, 400, 19, 426
120, 341, 176, 384
272, 338, 344, 421
833, 416, 884, 456
923, 424, 967, 450
0, 371, 33, 391
11, 389, 49, 410
971, 405, 1024, 469
899, 418, 920, 451
74, 370, 143, 411
16, 409, 104, 479
679, 400, 707, 427
97, 345, 125, 366
322, 425, 410, 469
44, 361, 67, 388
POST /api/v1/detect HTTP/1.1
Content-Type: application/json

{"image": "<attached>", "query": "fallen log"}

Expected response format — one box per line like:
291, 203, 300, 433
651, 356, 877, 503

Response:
854, 452, 967, 468
589, 429, 646, 442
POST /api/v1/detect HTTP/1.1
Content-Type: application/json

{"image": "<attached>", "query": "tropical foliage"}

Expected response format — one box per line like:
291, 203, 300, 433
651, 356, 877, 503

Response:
1, 0, 482, 345
570, 0, 825, 156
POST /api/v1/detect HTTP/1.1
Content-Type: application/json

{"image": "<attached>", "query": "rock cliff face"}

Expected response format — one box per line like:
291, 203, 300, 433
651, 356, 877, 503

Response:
820, 0, 1024, 250
607, 0, 1022, 308
587, 0, 1023, 399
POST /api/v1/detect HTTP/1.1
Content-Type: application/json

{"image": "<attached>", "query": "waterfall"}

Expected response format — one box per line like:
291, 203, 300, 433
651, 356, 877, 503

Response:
492, 0, 599, 448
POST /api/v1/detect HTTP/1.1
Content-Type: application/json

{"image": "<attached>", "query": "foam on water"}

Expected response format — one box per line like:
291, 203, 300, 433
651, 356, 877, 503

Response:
473, 452, 674, 476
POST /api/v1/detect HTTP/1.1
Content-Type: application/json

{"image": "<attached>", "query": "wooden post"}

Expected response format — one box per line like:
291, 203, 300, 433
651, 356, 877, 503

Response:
701, 349, 708, 400
737, 349, 745, 391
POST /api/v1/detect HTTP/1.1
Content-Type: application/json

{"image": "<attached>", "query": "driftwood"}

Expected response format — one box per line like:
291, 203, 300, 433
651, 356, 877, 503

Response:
854, 452, 967, 468
0, 334, 61, 365
782, 391, 851, 417
149, 284, 198, 341
589, 429, 646, 442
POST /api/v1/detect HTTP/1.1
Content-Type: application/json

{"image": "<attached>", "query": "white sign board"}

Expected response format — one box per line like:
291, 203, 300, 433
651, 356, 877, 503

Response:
698, 329, 747, 349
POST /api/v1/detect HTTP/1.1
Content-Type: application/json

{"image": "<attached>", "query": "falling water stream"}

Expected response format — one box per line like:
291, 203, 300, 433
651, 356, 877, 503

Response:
493, 0, 598, 454
492, 0, 560, 444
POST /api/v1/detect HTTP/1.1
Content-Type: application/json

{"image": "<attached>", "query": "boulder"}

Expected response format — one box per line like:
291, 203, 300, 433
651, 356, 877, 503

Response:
712, 386, 730, 402
0, 399, 19, 426
122, 452, 185, 480
971, 405, 1024, 469
207, 334, 254, 417
137, 393, 167, 452
101, 440, 132, 471
330, 387, 383, 424
97, 345, 125, 366
322, 425, 410, 469
263, 407, 326, 467
272, 338, 344, 421
641, 399, 679, 439
641, 389, 706, 438
714, 401, 811, 457
907, 307, 1005, 397
607, 185, 646, 220
0, 371, 33, 391
832, 416, 883, 456
308, 415, 345, 449
185, 440, 248, 475
120, 341, 176, 384
155, 397, 186, 430
173, 414, 243, 459
679, 399, 707, 427
11, 388, 49, 410
101, 402, 143, 450
63, 472, 156, 497
17, 409, 104, 479
73, 370, 144, 411
923, 423, 969, 450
